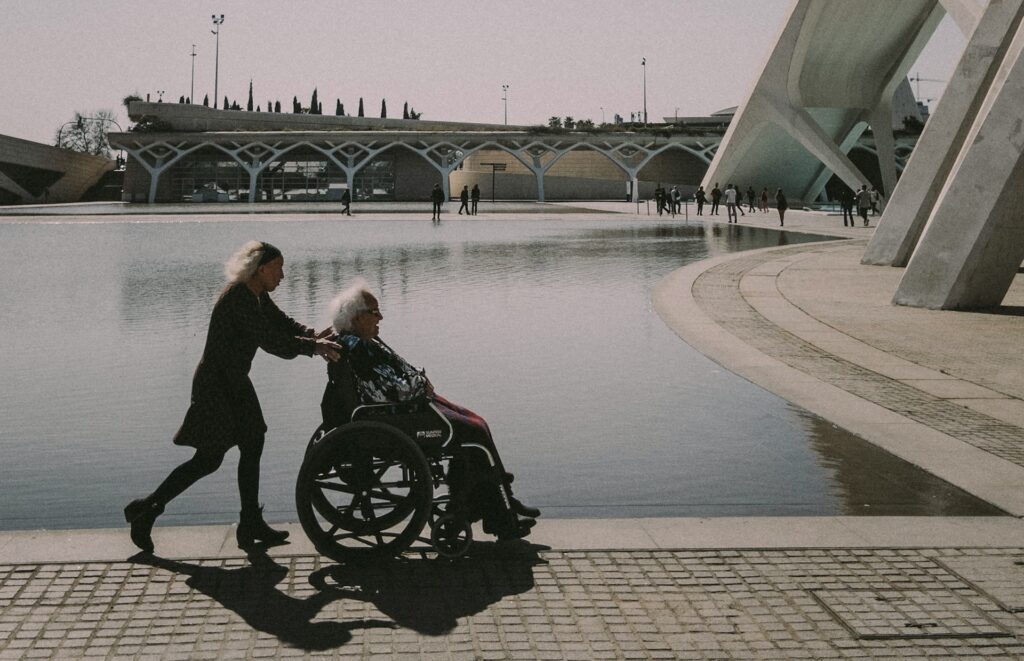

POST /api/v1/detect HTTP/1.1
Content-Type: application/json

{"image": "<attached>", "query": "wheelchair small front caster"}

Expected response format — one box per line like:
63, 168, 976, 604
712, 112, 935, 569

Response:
430, 514, 472, 559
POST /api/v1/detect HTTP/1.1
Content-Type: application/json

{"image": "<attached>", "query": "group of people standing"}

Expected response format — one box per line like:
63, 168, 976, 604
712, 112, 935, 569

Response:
430, 184, 482, 223
691, 183, 788, 226
838, 185, 882, 228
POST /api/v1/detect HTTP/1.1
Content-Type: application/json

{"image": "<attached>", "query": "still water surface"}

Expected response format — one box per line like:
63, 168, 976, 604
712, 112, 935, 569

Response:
0, 216, 999, 530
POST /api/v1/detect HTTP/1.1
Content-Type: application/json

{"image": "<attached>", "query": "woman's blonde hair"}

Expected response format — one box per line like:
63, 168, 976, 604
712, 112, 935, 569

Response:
329, 278, 375, 332
223, 240, 280, 284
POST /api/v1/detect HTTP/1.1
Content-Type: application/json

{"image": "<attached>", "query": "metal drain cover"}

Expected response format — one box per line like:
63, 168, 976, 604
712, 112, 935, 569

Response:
810, 588, 1010, 639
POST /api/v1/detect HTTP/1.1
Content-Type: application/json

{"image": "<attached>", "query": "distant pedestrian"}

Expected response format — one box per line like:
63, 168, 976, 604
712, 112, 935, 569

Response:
839, 186, 855, 227
431, 183, 444, 223
458, 185, 470, 215
710, 183, 722, 215
470, 184, 480, 215
760, 187, 769, 212
724, 184, 738, 223
654, 184, 666, 216
746, 186, 756, 213
734, 184, 745, 216
856, 185, 872, 227
870, 187, 881, 216
670, 186, 682, 216
694, 186, 707, 216
340, 188, 351, 216
775, 188, 788, 226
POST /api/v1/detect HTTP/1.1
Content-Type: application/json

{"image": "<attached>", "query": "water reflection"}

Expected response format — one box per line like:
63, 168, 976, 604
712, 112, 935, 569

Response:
0, 217, 998, 530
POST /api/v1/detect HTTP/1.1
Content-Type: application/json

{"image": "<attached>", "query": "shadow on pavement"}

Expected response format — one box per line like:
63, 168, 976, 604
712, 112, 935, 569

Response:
130, 539, 547, 649
309, 539, 549, 636
131, 551, 396, 651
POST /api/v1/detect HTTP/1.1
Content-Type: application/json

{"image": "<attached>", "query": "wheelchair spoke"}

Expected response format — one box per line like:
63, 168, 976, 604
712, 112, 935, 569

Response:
369, 487, 406, 504
314, 479, 357, 494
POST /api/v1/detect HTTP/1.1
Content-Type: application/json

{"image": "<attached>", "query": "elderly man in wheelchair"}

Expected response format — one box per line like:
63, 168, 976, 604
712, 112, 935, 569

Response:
295, 279, 539, 561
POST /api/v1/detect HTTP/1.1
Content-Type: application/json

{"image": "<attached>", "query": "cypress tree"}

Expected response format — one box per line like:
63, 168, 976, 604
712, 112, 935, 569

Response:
310, 88, 319, 115
358, 98, 364, 117
274, 100, 281, 113
267, 100, 272, 113
293, 96, 300, 113
203, 94, 209, 107
403, 102, 409, 119
340, 103, 345, 116
223, 95, 229, 110
380, 98, 387, 118
179, 95, 185, 103
318, 101, 323, 115
247, 80, 253, 111
186, 97, 191, 104
335, 99, 342, 115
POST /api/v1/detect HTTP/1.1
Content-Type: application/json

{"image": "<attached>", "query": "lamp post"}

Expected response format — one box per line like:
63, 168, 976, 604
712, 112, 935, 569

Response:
600, 106, 605, 124
501, 84, 509, 125
190, 44, 196, 103
157, 90, 166, 103
641, 57, 647, 125
211, 14, 225, 109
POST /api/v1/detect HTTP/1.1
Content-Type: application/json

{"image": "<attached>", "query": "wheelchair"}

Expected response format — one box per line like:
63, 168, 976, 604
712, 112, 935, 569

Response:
295, 397, 481, 562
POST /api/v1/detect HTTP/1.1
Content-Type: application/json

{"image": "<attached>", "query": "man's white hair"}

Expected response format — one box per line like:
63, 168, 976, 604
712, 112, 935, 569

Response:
329, 278, 376, 332
224, 240, 266, 284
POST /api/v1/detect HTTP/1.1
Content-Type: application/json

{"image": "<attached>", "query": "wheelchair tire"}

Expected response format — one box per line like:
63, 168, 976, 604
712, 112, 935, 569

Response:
430, 514, 473, 559
296, 421, 433, 562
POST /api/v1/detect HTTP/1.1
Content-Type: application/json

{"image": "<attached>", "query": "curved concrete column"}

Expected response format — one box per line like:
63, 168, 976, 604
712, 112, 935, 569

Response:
894, 16, 1024, 309
864, 0, 1024, 266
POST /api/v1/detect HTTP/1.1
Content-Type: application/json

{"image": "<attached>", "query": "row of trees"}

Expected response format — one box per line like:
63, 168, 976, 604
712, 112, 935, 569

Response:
547, 116, 596, 130
168, 83, 422, 120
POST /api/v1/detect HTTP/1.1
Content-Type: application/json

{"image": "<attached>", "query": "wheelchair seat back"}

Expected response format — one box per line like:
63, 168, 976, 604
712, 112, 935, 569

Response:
321, 349, 453, 453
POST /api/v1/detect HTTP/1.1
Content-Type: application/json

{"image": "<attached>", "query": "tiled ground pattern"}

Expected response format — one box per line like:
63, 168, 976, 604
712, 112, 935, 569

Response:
692, 244, 1024, 468
4, 549, 1024, 659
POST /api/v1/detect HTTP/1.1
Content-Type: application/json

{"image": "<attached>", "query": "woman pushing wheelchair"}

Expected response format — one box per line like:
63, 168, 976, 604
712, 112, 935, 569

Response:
320, 279, 540, 542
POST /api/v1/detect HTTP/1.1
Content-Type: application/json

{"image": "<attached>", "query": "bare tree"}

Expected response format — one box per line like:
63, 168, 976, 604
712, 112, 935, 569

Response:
55, 109, 117, 157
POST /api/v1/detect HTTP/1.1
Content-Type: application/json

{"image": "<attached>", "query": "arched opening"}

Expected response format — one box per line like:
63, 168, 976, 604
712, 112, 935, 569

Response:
545, 145, 629, 201
637, 147, 709, 198
451, 147, 538, 201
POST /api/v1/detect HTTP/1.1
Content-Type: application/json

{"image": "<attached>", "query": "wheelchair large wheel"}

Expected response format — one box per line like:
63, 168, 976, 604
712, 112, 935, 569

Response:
296, 421, 433, 561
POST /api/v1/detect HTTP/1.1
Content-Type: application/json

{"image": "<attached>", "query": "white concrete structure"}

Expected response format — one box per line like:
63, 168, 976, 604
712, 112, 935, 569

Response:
894, 7, 1024, 309
864, 0, 1023, 267
702, 0, 948, 206
0, 133, 114, 204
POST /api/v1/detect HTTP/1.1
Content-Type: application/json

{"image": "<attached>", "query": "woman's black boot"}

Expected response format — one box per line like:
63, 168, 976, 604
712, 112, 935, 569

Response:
124, 499, 164, 554
236, 506, 289, 548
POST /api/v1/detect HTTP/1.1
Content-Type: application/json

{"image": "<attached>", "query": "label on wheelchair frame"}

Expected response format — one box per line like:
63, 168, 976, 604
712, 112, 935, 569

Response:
416, 429, 443, 439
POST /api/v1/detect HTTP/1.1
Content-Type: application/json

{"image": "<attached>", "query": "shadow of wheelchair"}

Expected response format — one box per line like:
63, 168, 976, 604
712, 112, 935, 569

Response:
309, 538, 550, 636
129, 538, 548, 649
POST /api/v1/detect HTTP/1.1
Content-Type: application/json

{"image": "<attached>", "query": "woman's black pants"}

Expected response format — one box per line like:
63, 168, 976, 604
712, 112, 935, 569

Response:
147, 437, 264, 513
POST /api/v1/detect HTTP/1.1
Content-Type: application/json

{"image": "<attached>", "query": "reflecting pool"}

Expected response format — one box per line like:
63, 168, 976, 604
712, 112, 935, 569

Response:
0, 216, 1001, 530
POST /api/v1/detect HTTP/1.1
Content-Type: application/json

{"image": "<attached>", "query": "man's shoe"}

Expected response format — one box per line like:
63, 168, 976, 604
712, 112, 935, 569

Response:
511, 497, 540, 518
237, 506, 289, 548
124, 499, 163, 553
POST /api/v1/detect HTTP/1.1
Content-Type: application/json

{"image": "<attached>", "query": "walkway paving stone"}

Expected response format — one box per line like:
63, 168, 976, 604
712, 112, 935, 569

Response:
5, 548, 1024, 658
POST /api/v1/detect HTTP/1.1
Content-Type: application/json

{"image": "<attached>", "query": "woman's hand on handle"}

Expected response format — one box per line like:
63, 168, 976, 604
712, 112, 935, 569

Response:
313, 338, 343, 362
315, 327, 335, 339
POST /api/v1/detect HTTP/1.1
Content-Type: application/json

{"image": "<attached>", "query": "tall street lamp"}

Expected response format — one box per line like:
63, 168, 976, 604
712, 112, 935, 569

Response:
600, 106, 605, 124
190, 44, 197, 103
641, 57, 647, 125
211, 14, 225, 109
501, 84, 509, 125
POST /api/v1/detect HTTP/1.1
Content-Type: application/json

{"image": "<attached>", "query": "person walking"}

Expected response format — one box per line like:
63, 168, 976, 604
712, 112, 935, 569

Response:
694, 186, 707, 216
734, 184, 745, 217
746, 186, 757, 213
457, 185, 470, 215
654, 184, 666, 216
760, 187, 769, 213
724, 184, 738, 223
123, 241, 343, 553
856, 185, 872, 227
839, 186, 855, 227
340, 188, 352, 216
710, 183, 722, 215
670, 186, 682, 217
470, 184, 480, 215
870, 187, 882, 216
430, 183, 444, 223
775, 188, 788, 226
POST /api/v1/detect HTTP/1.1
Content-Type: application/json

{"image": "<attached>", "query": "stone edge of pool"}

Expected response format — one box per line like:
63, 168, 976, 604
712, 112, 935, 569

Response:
652, 238, 1024, 521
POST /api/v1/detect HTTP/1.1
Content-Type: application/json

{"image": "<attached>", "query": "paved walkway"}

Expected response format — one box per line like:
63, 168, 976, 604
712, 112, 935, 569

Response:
6, 206, 1024, 658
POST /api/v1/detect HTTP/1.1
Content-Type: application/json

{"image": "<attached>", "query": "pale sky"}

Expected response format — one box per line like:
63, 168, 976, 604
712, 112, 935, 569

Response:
2, 0, 965, 144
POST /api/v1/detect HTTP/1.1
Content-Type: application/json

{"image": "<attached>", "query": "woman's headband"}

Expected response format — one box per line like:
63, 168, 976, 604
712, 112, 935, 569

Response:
257, 242, 282, 266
